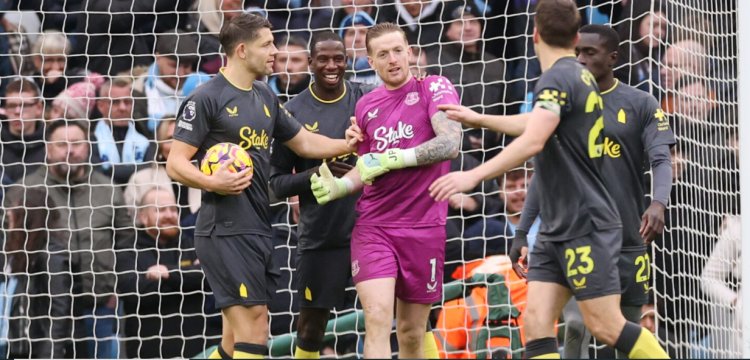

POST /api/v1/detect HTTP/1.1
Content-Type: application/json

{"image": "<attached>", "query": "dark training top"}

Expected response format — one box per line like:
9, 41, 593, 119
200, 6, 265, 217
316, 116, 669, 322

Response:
173, 72, 301, 237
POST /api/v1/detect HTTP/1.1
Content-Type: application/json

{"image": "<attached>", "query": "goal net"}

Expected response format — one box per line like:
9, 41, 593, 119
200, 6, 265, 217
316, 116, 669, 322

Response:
0, 0, 740, 358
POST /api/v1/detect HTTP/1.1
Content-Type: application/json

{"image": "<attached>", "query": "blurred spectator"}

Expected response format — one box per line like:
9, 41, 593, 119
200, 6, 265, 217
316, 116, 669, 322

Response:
69, 0, 192, 76
1, 79, 46, 183
124, 117, 201, 235
701, 214, 741, 357
117, 188, 220, 358
660, 39, 706, 112
0, 187, 71, 358
269, 35, 311, 103
186, 0, 244, 74
428, 4, 506, 155
379, 0, 445, 51
14, 120, 135, 358
12, 0, 83, 32
408, 44, 428, 77
259, 0, 334, 40
669, 75, 718, 132
47, 73, 105, 121
132, 30, 210, 134
615, 0, 668, 94
92, 77, 154, 185
339, 11, 380, 84
30, 31, 87, 105
332, 0, 381, 31
1, 12, 33, 78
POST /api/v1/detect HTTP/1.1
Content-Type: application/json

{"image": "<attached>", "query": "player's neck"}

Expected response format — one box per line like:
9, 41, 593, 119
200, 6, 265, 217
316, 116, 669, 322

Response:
311, 81, 345, 102
537, 44, 575, 72
221, 63, 257, 90
598, 74, 617, 94
383, 74, 413, 91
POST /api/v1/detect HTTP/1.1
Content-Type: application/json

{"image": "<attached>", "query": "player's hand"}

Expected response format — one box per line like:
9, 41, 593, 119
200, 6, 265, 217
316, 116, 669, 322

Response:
509, 229, 529, 279
428, 170, 481, 201
310, 162, 351, 205
437, 104, 484, 128
356, 149, 408, 184
208, 159, 253, 195
640, 201, 666, 243
146, 264, 170, 280
345, 116, 363, 150
327, 161, 353, 177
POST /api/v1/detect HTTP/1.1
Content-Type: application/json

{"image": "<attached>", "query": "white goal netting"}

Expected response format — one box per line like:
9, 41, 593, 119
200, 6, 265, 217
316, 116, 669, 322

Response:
0, 0, 740, 358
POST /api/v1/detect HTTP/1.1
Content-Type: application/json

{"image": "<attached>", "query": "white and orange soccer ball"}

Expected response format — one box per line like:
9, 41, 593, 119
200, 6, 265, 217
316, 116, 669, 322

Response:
200, 142, 254, 178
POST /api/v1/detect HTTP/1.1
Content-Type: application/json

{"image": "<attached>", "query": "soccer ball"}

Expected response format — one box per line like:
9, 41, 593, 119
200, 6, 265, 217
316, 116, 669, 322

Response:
200, 142, 254, 177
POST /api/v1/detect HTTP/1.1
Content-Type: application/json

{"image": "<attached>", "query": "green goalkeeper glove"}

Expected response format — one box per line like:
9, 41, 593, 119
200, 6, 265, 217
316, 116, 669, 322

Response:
310, 162, 352, 205
356, 148, 417, 184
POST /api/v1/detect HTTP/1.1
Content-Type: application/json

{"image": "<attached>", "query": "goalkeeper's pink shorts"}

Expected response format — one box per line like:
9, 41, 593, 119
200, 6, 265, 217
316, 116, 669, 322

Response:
351, 224, 445, 304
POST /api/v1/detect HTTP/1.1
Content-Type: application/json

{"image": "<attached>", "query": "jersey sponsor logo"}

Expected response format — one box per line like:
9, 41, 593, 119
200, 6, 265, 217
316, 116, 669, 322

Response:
226, 105, 239, 117
373, 121, 414, 151
351, 260, 360, 277
405, 91, 419, 106
304, 121, 319, 133
654, 108, 669, 131
177, 120, 193, 131
428, 78, 455, 102
182, 100, 196, 121
238, 126, 270, 150
366, 108, 379, 122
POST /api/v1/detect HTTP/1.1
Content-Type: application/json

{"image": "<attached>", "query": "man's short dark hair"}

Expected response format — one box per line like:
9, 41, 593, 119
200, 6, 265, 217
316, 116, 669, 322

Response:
580, 24, 620, 53
310, 31, 345, 56
534, 0, 581, 48
276, 34, 308, 50
219, 13, 273, 56
5, 78, 40, 97
45, 119, 88, 141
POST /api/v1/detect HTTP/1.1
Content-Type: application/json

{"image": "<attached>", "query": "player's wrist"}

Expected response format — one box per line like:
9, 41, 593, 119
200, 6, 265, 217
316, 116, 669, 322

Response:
383, 148, 417, 169
335, 177, 354, 197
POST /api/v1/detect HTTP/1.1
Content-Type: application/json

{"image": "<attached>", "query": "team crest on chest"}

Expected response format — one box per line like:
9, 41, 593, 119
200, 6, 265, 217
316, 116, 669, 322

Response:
182, 101, 196, 121
405, 91, 419, 106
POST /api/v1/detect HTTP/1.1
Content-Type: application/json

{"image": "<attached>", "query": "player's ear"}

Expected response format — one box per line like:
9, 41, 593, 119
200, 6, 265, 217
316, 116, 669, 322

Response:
236, 42, 247, 60
609, 50, 619, 68
532, 27, 539, 44
367, 55, 374, 68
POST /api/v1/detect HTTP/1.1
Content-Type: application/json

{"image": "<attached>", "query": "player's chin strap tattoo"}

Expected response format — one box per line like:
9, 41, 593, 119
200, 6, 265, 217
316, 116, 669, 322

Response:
356, 111, 462, 184
414, 110, 463, 165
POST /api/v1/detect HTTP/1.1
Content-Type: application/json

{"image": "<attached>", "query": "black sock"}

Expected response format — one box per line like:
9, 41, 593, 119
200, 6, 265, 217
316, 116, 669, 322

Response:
526, 337, 558, 358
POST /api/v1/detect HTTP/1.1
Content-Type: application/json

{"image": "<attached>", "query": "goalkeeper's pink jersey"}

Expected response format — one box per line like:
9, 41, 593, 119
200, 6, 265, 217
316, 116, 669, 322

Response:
354, 75, 459, 227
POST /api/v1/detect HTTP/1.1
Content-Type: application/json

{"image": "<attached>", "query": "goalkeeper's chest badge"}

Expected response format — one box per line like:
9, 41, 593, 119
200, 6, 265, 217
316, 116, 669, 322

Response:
405, 92, 419, 106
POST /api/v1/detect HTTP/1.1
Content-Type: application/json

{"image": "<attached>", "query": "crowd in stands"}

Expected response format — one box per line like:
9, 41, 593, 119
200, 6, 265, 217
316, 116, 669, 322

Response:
0, 0, 739, 358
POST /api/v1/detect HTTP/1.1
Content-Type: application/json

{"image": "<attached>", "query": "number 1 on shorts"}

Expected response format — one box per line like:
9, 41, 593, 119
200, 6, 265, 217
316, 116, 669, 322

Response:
429, 258, 436, 283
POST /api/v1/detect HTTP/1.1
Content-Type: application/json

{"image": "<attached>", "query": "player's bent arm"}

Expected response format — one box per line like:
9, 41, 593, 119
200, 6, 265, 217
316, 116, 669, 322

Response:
166, 140, 216, 191
471, 107, 559, 181
413, 111, 462, 165
284, 128, 352, 159
517, 177, 541, 233
438, 104, 530, 136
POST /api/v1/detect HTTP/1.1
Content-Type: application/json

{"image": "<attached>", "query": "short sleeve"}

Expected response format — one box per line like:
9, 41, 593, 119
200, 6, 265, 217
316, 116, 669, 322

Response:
640, 96, 676, 151
532, 69, 573, 117
173, 93, 212, 148
273, 101, 302, 143
423, 75, 460, 118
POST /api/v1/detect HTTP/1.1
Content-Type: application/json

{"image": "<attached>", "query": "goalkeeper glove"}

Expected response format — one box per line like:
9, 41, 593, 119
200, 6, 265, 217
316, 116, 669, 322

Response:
509, 229, 529, 279
310, 162, 352, 205
356, 148, 417, 184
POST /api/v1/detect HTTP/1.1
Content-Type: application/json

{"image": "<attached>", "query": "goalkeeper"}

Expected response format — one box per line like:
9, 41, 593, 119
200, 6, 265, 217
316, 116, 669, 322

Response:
309, 23, 461, 358
511, 25, 675, 358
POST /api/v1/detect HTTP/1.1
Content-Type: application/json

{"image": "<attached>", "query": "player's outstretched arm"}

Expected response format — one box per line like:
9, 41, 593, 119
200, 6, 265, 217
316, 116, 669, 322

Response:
166, 140, 251, 195
285, 121, 363, 159
429, 106, 559, 201
437, 104, 530, 136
